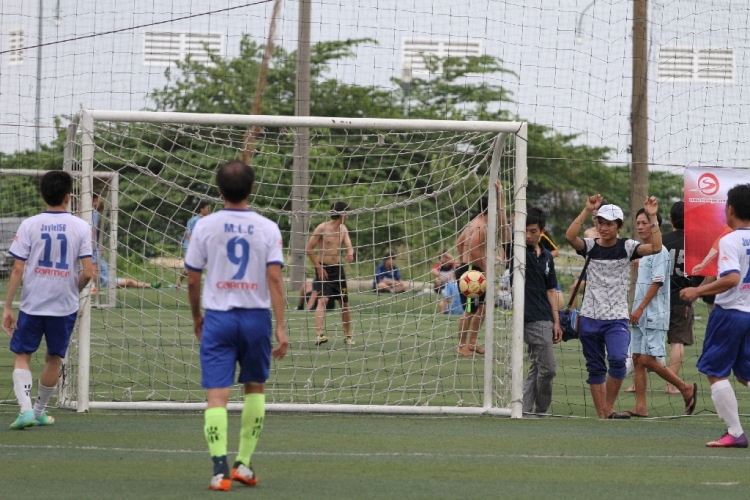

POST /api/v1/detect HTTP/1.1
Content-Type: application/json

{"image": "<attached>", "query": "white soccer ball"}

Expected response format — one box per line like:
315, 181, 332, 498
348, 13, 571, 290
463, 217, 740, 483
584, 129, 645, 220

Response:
458, 270, 487, 299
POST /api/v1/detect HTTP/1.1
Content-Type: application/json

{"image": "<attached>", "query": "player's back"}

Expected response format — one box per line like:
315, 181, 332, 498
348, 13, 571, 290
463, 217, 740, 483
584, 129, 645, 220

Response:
716, 229, 750, 313
9, 212, 92, 316
186, 209, 284, 312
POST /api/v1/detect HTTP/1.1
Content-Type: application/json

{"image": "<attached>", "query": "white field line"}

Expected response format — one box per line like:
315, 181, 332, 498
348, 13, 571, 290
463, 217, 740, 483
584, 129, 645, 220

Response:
1, 443, 750, 461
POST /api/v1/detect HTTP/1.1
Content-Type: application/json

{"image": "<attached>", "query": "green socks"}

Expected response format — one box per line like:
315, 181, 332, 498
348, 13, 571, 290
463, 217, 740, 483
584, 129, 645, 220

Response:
205, 407, 228, 474
236, 393, 265, 467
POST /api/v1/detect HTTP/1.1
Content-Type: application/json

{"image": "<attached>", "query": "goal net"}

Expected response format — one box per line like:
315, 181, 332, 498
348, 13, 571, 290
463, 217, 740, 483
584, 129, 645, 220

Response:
58, 110, 527, 416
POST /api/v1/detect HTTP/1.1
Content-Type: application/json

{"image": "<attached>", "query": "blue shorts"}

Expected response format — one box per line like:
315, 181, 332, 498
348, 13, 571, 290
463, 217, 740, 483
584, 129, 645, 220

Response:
630, 325, 667, 357
578, 316, 630, 384
10, 311, 78, 358
697, 306, 750, 381
200, 308, 272, 389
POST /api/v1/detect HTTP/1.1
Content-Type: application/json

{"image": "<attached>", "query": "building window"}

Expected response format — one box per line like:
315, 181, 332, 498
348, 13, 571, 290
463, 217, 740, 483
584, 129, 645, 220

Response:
8, 30, 24, 65
143, 32, 224, 67
401, 38, 482, 78
658, 47, 734, 84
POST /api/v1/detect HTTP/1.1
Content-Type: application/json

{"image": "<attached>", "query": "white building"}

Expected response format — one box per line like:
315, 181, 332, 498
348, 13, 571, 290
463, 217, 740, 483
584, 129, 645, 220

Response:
1, 0, 748, 169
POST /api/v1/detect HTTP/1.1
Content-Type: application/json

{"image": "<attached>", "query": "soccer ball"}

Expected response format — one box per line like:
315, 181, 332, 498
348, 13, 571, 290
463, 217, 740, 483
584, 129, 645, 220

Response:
458, 270, 487, 299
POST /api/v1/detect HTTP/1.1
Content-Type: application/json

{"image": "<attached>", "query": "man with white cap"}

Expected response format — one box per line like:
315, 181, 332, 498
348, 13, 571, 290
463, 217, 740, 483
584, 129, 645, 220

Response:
565, 194, 663, 419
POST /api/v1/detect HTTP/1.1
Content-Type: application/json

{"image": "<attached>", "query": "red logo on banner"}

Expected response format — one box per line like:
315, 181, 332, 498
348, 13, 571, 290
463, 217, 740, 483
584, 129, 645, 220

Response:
696, 173, 720, 196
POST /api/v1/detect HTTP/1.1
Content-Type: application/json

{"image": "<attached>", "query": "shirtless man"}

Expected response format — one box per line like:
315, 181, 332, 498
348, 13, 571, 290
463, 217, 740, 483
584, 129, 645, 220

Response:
455, 181, 510, 356
305, 202, 355, 347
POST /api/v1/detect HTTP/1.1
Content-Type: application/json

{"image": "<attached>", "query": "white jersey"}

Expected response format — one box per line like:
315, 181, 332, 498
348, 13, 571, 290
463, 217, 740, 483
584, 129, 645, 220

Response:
184, 209, 284, 311
8, 211, 93, 316
715, 228, 750, 313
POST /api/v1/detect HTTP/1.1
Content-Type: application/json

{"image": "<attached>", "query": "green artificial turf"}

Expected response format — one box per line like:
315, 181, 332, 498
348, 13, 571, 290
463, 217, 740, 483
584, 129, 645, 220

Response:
1, 410, 749, 500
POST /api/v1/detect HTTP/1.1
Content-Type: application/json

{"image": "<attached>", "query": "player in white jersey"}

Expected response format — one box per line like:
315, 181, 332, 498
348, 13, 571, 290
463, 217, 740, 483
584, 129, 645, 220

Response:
681, 183, 750, 448
3, 171, 93, 429
185, 160, 288, 491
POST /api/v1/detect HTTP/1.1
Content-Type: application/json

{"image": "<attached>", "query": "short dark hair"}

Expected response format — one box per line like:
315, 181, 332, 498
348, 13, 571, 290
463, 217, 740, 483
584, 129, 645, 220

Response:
40, 171, 73, 207
331, 201, 349, 220
197, 200, 210, 211
636, 208, 663, 227
216, 161, 254, 203
477, 196, 489, 215
525, 205, 546, 230
670, 201, 685, 230
727, 183, 750, 221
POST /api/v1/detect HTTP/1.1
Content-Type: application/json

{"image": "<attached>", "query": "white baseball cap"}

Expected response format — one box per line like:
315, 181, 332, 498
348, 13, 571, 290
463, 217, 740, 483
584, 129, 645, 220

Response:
595, 204, 624, 221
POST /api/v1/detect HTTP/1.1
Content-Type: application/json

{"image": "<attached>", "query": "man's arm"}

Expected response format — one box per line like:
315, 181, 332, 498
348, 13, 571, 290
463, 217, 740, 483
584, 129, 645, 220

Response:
267, 264, 289, 360
305, 227, 327, 280
629, 282, 662, 325
187, 270, 204, 340
79, 257, 94, 292
495, 181, 511, 246
565, 194, 601, 252
342, 226, 354, 264
546, 288, 563, 344
2, 259, 25, 336
681, 272, 739, 302
636, 197, 663, 256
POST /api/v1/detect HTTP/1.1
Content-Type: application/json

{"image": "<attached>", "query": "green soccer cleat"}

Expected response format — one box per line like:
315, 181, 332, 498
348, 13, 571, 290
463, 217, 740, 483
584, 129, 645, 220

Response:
10, 410, 36, 430
151, 281, 162, 289
34, 413, 55, 426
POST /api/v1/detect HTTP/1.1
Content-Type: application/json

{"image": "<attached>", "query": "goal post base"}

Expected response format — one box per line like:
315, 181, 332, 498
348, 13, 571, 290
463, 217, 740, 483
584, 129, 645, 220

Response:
62, 401, 512, 416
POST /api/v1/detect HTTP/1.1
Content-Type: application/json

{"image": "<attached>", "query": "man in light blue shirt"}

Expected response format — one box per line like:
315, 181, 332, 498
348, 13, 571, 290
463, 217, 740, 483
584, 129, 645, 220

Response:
625, 208, 696, 417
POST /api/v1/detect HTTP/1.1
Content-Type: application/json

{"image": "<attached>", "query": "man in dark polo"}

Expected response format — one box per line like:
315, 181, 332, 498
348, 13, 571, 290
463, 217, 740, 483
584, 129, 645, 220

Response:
517, 206, 563, 415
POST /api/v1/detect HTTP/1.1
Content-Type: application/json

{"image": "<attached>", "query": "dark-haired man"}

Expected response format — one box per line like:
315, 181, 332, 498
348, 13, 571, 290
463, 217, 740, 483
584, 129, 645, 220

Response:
374, 253, 407, 293
185, 160, 288, 490
565, 194, 663, 419
3, 171, 93, 429
455, 181, 510, 356
662, 201, 703, 394
177, 200, 211, 290
681, 183, 750, 448
518, 206, 562, 416
625, 208, 696, 417
305, 201, 355, 346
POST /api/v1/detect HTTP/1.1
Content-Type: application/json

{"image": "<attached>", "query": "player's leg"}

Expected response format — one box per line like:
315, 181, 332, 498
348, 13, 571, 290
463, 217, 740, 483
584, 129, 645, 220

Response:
698, 307, 747, 447
533, 321, 557, 414
394, 282, 407, 293
314, 297, 329, 344
603, 321, 630, 418
578, 317, 609, 418
457, 310, 472, 356
467, 303, 486, 354
339, 278, 354, 345
9, 312, 44, 429
32, 312, 77, 425
233, 309, 273, 486
629, 354, 649, 416
200, 310, 238, 490
639, 326, 696, 414
666, 304, 692, 393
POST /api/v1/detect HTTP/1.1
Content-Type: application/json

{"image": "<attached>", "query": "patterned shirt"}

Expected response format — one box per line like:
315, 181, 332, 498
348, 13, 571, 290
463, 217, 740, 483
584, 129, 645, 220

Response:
577, 237, 641, 320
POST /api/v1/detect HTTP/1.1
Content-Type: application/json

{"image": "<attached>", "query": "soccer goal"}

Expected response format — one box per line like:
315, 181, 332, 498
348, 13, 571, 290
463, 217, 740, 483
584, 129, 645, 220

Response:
58, 109, 528, 417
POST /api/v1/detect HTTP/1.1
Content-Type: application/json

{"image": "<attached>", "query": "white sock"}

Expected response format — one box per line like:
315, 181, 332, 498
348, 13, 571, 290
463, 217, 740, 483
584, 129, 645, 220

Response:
33, 382, 56, 418
711, 379, 744, 438
13, 369, 33, 413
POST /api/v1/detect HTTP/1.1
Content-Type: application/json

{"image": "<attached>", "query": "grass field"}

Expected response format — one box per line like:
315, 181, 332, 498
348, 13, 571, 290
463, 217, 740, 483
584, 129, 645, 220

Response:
1, 409, 749, 500
3, 268, 750, 498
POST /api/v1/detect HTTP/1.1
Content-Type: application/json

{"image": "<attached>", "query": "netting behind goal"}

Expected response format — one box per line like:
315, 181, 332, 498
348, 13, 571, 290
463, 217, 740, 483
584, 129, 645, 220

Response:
59, 110, 525, 415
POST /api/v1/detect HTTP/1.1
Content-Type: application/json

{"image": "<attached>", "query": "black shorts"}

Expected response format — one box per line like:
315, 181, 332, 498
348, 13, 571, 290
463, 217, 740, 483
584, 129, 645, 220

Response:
306, 290, 336, 310
455, 263, 486, 309
667, 304, 694, 345
312, 264, 349, 304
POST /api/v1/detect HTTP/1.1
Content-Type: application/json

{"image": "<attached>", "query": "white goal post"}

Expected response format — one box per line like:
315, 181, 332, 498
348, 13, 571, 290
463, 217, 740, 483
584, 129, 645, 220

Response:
59, 109, 528, 417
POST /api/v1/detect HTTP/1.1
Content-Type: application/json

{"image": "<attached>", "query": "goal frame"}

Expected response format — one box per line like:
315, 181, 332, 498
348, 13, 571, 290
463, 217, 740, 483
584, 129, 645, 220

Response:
62, 109, 528, 418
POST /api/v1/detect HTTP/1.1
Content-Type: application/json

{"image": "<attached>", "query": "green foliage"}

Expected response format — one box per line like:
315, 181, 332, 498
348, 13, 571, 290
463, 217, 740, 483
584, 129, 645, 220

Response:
0, 37, 684, 258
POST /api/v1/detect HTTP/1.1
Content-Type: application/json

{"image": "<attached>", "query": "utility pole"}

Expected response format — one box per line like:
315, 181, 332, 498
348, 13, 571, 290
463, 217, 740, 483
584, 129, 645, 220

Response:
630, 0, 649, 300
35, 0, 44, 153
631, 0, 648, 236
290, 0, 312, 294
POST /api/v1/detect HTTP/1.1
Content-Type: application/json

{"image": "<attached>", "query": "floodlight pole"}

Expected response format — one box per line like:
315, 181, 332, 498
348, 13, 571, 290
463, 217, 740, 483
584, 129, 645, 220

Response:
290, 0, 312, 294
630, 0, 649, 297
35, 0, 44, 153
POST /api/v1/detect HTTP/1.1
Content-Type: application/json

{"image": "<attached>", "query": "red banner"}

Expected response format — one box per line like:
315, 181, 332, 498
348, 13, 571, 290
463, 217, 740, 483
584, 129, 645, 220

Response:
684, 167, 750, 277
